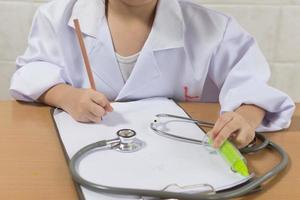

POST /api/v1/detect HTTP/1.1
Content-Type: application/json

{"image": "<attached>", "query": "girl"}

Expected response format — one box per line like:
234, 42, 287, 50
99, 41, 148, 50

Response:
10, 0, 295, 149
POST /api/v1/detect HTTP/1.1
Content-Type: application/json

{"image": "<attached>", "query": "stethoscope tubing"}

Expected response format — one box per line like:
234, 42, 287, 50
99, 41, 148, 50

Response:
69, 116, 289, 200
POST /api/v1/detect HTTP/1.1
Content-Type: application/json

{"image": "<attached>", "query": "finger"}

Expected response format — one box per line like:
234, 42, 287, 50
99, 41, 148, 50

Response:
210, 113, 234, 140
90, 91, 110, 108
105, 103, 114, 112
234, 129, 255, 149
87, 112, 102, 123
75, 112, 94, 123
213, 119, 240, 148
89, 103, 106, 118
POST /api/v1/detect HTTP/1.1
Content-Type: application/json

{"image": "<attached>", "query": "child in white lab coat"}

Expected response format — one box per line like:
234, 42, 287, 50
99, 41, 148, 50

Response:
10, 0, 295, 149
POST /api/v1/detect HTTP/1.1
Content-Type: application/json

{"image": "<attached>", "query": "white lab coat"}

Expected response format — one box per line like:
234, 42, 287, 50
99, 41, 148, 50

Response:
10, 0, 295, 132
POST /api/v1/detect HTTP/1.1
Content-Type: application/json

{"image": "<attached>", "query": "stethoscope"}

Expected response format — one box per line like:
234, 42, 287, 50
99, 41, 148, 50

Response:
69, 114, 289, 200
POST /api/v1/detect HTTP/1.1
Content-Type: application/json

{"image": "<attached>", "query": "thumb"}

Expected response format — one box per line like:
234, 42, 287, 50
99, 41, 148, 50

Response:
105, 103, 113, 112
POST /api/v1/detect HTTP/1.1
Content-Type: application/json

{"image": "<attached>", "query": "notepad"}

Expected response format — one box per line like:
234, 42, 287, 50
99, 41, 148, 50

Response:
52, 98, 252, 200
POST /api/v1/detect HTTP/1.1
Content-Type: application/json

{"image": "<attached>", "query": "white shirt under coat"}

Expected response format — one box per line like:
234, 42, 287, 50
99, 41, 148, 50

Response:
116, 52, 139, 82
10, 0, 295, 132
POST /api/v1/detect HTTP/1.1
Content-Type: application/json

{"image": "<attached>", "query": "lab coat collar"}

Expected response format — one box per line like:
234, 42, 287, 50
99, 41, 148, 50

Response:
68, 0, 185, 50
150, 0, 185, 50
68, 0, 105, 38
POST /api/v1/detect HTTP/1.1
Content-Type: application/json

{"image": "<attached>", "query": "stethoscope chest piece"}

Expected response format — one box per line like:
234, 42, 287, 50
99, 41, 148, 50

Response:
115, 129, 145, 153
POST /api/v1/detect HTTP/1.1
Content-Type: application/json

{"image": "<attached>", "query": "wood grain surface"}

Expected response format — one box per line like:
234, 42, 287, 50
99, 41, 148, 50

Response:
0, 101, 299, 199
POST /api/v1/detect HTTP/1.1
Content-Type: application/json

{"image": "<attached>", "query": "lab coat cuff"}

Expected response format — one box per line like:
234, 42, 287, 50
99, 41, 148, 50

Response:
220, 86, 295, 132
220, 103, 293, 132
10, 61, 66, 102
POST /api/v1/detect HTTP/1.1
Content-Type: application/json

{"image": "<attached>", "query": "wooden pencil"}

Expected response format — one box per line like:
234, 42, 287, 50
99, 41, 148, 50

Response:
73, 19, 96, 90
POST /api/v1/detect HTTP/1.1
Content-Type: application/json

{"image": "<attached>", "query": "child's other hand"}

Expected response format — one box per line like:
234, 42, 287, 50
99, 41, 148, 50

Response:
207, 112, 256, 149
61, 88, 113, 123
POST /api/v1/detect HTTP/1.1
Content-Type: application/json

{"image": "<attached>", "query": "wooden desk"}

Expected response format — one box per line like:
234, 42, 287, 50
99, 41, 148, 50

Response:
0, 101, 299, 199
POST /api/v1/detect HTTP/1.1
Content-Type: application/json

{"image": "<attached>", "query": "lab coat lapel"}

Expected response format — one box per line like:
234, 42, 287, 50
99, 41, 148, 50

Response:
68, 0, 103, 38
116, 47, 160, 100
88, 18, 125, 94
68, 0, 124, 95
116, 0, 185, 100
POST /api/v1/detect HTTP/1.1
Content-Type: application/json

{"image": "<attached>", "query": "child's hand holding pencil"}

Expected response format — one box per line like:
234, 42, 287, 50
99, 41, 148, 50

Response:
39, 19, 113, 123
59, 86, 113, 123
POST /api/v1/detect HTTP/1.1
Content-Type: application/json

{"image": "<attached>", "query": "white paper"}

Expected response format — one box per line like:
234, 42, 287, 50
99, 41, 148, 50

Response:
53, 98, 251, 200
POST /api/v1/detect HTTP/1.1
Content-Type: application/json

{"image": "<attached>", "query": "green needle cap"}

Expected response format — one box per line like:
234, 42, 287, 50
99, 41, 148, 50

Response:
209, 139, 249, 177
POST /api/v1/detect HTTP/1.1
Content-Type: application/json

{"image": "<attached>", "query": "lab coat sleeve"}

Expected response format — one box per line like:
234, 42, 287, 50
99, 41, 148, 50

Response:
10, 8, 67, 102
209, 17, 295, 132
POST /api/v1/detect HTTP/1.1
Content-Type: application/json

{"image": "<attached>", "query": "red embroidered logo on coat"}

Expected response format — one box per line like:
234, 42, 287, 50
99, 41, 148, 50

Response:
184, 86, 199, 101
